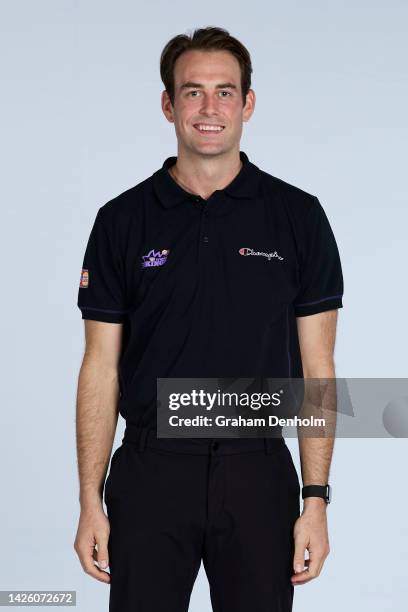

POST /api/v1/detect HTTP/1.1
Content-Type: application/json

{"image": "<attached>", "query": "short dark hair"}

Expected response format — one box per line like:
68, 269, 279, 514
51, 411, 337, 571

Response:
160, 26, 253, 107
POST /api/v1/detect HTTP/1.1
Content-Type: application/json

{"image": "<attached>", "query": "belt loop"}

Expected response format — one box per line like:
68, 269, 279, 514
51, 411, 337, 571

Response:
137, 428, 149, 452
264, 438, 279, 454
264, 436, 285, 454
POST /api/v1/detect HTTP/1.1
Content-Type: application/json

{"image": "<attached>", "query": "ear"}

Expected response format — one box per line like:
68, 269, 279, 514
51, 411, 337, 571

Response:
161, 90, 175, 123
243, 89, 256, 122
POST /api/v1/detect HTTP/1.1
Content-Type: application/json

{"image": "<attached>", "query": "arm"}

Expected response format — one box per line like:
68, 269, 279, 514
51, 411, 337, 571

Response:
291, 309, 338, 585
73, 320, 123, 583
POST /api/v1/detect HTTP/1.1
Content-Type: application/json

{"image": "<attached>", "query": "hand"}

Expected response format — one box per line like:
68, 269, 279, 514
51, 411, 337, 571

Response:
291, 498, 330, 585
74, 504, 111, 583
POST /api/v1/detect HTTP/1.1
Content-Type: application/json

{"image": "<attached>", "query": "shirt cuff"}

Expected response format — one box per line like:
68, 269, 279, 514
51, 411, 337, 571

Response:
294, 295, 343, 317
78, 305, 128, 323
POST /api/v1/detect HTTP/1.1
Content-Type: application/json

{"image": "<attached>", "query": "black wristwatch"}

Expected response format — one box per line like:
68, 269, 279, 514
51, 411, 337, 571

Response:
301, 484, 331, 504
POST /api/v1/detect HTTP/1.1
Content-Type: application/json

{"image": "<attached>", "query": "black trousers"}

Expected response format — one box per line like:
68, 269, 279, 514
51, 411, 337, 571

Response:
104, 427, 301, 612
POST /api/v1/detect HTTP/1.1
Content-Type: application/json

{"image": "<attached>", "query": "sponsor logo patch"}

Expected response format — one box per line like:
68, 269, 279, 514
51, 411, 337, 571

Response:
141, 249, 170, 269
238, 247, 284, 261
79, 268, 89, 287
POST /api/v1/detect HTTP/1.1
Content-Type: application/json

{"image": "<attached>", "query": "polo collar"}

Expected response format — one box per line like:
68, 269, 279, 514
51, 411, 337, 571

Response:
152, 150, 261, 209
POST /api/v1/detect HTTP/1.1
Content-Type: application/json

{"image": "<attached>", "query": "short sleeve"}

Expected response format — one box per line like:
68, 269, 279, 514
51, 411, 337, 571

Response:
77, 207, 128, 323
293, 197, 344, 317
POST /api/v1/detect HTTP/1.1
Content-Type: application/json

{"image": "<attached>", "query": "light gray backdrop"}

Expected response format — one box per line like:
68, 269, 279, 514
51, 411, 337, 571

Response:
1, 0, 407, 610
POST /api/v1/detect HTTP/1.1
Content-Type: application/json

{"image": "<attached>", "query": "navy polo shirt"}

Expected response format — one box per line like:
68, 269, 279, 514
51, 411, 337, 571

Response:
77, 151, 344, 428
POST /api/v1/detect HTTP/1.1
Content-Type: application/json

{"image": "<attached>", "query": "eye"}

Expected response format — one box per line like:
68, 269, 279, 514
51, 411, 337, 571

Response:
219, 91, 232, 97
188, 90, 200, 97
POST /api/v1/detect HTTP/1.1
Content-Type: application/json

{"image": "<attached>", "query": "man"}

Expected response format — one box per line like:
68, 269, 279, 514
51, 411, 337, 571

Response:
74, 26, 343, 612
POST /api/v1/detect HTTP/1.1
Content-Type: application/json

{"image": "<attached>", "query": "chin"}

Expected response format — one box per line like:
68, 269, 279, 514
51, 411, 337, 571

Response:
197, 149, 226, 158
192, 142, 227, 154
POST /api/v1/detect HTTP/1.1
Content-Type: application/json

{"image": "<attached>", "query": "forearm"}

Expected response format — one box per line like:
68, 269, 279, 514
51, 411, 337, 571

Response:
298, 436, 333, 510
75, 353, 120, 510
298, 360, 337, 508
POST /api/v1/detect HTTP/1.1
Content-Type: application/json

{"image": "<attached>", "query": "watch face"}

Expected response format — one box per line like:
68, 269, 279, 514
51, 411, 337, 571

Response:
326, 484, 332, 503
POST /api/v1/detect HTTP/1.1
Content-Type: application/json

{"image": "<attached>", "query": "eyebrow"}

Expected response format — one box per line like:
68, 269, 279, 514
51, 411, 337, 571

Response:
180, 81, 237, 91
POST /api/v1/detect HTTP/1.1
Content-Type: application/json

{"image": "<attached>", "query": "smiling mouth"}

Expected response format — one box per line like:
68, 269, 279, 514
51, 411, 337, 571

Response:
193, 123, 225, 134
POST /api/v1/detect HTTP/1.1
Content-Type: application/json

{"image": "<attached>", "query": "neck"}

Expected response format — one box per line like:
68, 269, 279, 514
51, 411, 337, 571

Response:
169, 149, 243, 200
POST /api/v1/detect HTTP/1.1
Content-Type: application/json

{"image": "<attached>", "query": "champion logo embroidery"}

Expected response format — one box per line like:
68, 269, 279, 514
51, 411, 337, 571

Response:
239, 247, 284, 261
141, 249, 170, 269
79, 268, 89, 287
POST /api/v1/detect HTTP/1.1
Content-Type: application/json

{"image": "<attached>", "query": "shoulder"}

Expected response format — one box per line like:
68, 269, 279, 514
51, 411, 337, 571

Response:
257, 168, 319, 220
97, 175, 153, 225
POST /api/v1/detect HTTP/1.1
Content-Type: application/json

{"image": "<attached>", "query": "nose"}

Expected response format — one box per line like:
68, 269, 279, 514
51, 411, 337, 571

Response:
199, 93, 220, 116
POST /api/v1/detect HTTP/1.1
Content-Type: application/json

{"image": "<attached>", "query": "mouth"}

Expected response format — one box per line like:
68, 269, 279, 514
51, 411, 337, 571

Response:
193, 123, 225, 135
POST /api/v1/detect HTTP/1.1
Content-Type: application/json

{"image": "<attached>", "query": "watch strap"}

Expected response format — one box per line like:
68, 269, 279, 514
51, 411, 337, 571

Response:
302, 484, 331, 504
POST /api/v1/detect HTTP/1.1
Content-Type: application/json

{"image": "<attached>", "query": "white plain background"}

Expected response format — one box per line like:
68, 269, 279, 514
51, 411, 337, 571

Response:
1, 1, 407, 610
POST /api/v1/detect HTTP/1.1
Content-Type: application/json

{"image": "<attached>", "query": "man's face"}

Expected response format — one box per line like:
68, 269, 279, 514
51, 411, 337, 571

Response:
162, 49, 255, 157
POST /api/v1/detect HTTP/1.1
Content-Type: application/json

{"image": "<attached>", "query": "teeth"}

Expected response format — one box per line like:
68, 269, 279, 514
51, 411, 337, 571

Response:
195, 124, 224, 132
